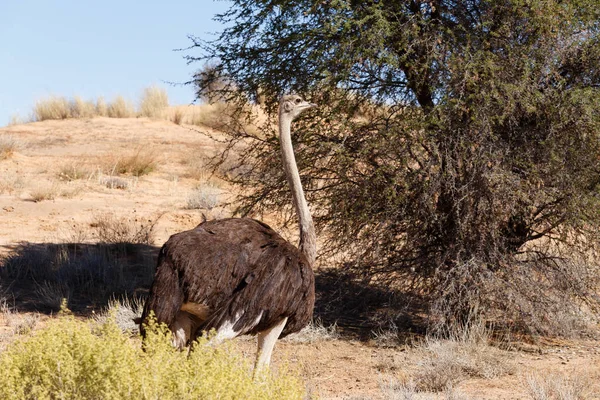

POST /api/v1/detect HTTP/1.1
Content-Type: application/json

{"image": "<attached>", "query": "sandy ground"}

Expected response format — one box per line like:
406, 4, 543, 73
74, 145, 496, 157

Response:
1, 117, 600, 399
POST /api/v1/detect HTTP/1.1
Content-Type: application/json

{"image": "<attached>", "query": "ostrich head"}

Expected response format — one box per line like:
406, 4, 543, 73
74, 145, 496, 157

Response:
279, 94, 316, 121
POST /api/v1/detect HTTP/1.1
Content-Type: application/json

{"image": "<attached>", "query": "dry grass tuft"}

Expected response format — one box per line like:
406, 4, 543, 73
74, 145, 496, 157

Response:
33, 96, 71, 121
0, 214, 160, 305
8, 113, 26, 126
34, 281, 71, 311
0, 135, 21, 159
139, 86, 169, 118
101, 176, 129, 189
412, 321, 513, 392
29, 184, 58, 202
96, 96, 108, 116
170, 108, 184, 125
69, 97, 97, 118
0, 175, 25, 195
107, 95, 136, 118
94, 296, 144, 333
11, 314, 40, 336
165, 103, 230, 129
283, 319, 338, 344
104, 150, 158, 177
185, 183, 222, 210
525, 373, 591, 400
57, 163, 95, 181
90, 212, 158, 245
382, 379, 474, 400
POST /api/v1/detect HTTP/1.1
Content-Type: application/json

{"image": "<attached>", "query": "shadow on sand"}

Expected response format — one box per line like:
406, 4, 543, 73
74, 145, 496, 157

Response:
0, 242, 424, 340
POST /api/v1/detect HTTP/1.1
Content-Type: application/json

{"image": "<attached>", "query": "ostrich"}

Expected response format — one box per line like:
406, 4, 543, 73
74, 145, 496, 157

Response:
140, 94, 317, 371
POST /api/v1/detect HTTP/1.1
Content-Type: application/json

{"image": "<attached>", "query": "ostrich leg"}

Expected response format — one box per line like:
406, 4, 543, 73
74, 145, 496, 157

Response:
254, 317, 288, 375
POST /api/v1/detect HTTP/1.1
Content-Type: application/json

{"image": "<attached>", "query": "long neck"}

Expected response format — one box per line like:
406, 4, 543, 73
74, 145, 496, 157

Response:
278, 112, 317, 267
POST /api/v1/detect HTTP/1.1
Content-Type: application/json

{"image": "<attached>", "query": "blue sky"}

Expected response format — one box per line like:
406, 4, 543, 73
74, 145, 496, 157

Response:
0, 0, 231, 125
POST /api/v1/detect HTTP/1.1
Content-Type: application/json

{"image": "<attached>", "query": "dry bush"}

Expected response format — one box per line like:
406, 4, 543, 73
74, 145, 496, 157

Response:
57, 163, 95, 181
106, 150, 158, 177
69, 96, 97, 118
0, 134, 21, 159
525, 373, 592, 400
0, 175, 25, 195
107, 95, 136, 118
96, 96, 108, 116
8, 113, 25, 126
382, 379, 473, 400
11, 314, 40, 336
101, 176, 129, 189
0, 295, 14, 326
170, 108, 184, 125
181, 156, 212, 180
412, 321, 513, 392
187, 103, 230, 129
94, 296, 144, 333
139, 86, 169, 118
29, 184, 57, 202
90, 212, 158, 245
283, 319, 338, 344
372, 322, 406, 348
185, 183, 222, 210
164, 104, 236, 128
33, 96, 71, 120
34, 281, 72, 311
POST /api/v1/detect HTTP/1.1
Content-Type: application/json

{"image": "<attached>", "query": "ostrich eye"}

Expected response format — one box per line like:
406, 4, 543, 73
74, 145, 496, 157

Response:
295, 98, 301, 104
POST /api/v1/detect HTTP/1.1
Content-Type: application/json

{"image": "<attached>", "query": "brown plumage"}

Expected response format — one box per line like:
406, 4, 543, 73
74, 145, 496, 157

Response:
141, 218, 314, 338
140, 95, 317, 370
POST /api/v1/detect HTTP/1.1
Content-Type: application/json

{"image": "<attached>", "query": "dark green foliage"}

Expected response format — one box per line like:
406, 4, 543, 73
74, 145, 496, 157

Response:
190, 0, 600, 334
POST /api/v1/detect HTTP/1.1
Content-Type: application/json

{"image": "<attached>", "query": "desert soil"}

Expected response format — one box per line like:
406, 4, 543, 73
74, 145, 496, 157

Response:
1, 117, 599, 399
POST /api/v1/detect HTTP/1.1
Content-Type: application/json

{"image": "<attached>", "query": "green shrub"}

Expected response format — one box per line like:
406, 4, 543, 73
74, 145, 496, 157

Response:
0, 315, 304, 400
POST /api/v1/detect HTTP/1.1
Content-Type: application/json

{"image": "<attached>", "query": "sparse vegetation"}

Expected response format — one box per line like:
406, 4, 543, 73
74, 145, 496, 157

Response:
382, 379, 473, 400
11, 314, 40, 337
100, 176, 129, 189
107, 95, 136, 118
525, 373, 591, 400
57, 163, 94, 181
32, 94, 140, 121
0, 315, 305, 400
283, 319, 338, 344
0, 175, 25, 194
114, 150, 158, 176
18, 88, 241, 131
68, 96, 97, 118
185, 183, 221, 210
8, 114, 25, 126
33, 96, 71, 121
96, 96, 108, 116
0, 214, 160, 305
34, 281, 71, 311
29, 185, 57, 202
0, 135, 20, 159
170, 108, 184, 125
412, 322, 512, 392
90, 212, 158, 245
139, 86, 169, 118
93, 296, 144, 333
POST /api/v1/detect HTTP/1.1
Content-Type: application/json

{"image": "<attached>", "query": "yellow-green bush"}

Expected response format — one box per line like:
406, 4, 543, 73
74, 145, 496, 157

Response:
0, 315, 304, 400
